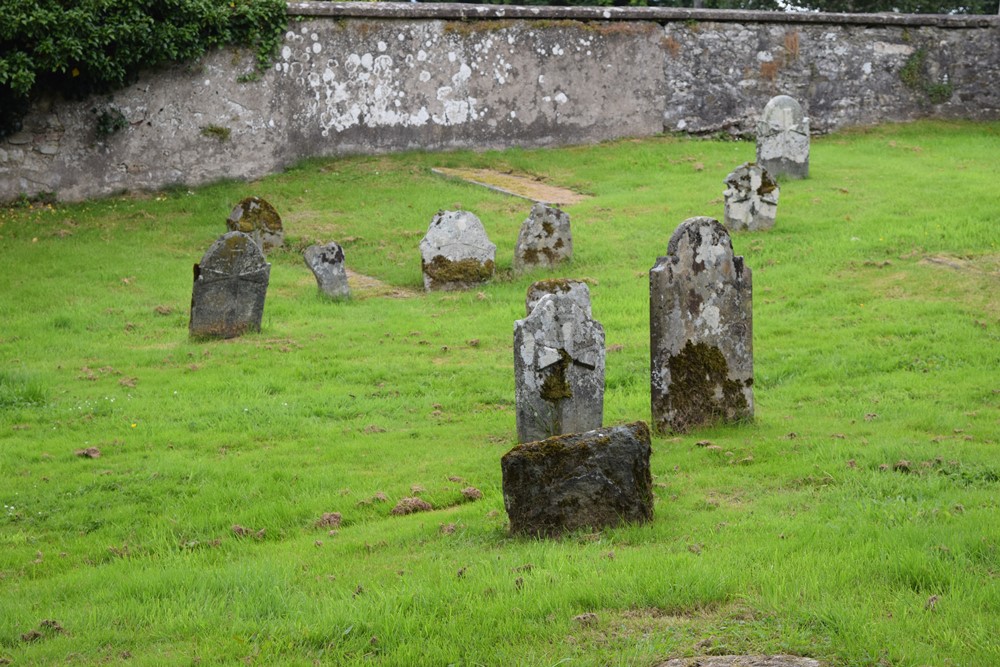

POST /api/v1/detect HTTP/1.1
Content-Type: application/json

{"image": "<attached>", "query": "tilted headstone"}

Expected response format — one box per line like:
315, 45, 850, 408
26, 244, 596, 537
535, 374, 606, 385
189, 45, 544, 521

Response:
501, 421, 654, 537
514, 291, 605, 444
226, 196, 284, 252
303, 242, 350, 300
723, 162, 779, 232
649, 217, 753, 434
756, 95, 809, 180
525, 278, 591, 317
419, 210, 496, 291
513, 203, 573, 274
190, 231, 271, 338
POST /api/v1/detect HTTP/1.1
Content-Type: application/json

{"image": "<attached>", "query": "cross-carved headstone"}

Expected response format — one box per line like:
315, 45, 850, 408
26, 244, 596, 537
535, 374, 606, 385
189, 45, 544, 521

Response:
303, 242, 350, 300
190, 231, 271, 338
514, 291, 605, 444
513, 203, 573, 274
525, 278, 591, 317
226, 196, 284, 252
419, 210, 496, 291
649, 217, 753, 433
756, 95, 809, 180
723, 162, 779, 232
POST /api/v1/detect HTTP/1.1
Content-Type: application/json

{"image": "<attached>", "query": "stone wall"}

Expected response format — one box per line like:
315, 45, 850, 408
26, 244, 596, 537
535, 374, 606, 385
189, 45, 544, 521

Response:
2, 2, 997, 202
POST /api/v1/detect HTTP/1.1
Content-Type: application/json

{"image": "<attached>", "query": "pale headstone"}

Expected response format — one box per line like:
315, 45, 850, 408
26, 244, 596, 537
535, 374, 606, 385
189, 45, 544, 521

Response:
525, 278, 591, 317
513, 203, 573, 274
514, 291, 605, 444
190, 231, 271, 338
723, 162, 779, 232
756, 95, 809, 179
226, 196, 284, 252
501, 421, 654, 537
303, 242, 350, 300
649, 217, 753, 434
419, 210, 496, 291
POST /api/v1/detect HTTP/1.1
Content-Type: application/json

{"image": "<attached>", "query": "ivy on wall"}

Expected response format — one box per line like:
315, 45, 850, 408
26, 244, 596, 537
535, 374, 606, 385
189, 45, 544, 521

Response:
0, 0, 287, 138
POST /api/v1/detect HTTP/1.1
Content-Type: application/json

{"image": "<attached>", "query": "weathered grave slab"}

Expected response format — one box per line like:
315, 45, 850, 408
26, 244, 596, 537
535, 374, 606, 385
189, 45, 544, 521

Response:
419, 210, 496, 291
501, 421, 653, 537
756, 95, 809, 180
190, 231, 271, 338
525, 278, 592, 317
657, 656, 822, 667
723, 162, 779, 232
515, 291, 605, 443
226, 196, 284, 252
303, 242, 350, 299
513, 203, 573, 274
649, 217, 753, 433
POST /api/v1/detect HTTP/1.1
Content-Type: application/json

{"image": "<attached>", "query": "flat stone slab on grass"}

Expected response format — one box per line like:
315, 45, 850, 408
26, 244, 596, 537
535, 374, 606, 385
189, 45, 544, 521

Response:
657, 656, 822, 667
432, 167, 589, 206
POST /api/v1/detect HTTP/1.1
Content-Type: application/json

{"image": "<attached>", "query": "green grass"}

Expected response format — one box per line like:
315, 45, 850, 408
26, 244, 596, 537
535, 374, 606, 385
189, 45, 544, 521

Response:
1, 120, 998, 666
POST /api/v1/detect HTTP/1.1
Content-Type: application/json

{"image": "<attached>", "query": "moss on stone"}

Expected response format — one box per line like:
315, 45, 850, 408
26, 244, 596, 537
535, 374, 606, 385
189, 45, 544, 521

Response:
539, 349, 573, 402
666, 340, 748, 433
424, 255, 494, 287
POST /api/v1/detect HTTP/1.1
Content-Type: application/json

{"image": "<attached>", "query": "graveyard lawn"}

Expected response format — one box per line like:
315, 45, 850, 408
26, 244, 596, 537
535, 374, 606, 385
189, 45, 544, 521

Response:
0, 120, 998, 666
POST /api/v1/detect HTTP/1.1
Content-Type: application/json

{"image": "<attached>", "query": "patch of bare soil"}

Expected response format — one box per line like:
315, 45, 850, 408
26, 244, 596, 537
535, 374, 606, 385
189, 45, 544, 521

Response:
432, 167, 589, 206
657, 658, 822, 667
920, 254, 1000, 276
346, 269, 419, 299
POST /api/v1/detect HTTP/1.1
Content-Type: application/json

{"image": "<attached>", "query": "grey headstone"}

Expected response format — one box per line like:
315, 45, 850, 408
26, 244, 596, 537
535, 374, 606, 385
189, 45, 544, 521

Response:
190, 231, 271, 339
513, 203, 573, 274
514, 292, 605, 444
525, 279, 592, 317
419, 210, 496, 291
501, 421, 654, 537
649, 217, 753, 434
303, 242, 350, 300
226, 196, 284, 252
723, 162, 779, 232
755, 95, 809, 180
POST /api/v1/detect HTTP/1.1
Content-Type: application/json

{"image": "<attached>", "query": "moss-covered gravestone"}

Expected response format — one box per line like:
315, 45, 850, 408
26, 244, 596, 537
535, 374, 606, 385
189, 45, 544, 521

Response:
419, 210, 496, 291
226, 196, 284, 252
525, 278, 591, 317
513, 203, 573, 274
189, 231, 271, 339
649, 217, 753, 434
514, 289, 605, 444
723, 162, 779, 232
756, 95, 809, 180
501, 421, 653, 537
303, 242, 350, 300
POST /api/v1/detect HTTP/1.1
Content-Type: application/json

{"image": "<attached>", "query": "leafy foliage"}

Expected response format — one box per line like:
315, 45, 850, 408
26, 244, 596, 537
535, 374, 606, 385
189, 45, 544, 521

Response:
0, 0, 287, 138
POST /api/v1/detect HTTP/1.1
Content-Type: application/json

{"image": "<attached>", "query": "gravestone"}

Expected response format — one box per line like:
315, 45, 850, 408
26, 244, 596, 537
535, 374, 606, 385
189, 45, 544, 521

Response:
189, 231, 271, 338
303, 242, 350, 300
525, 278, 591, 317
514, 291, 605, 444
649, 217, 753, 434
226, 196, 284, 252
513, 203, 573, 274
419, 210, 496, 291
723, 162, 779, 232
756, 95, 809, 180
501, 421, 654, 537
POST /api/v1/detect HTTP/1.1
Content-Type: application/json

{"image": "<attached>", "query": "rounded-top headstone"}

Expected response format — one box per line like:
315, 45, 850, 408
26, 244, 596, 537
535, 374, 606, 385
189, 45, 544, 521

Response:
303, 242, 350, 300
226, 196, 284, 252
722, 162, 779, 232
525, 278, 592, 317
189, 231, 271, 339
198, 230, 269, 276
513, 203, 573, 274
755, 95, 809, 180
419, 210, 496, 291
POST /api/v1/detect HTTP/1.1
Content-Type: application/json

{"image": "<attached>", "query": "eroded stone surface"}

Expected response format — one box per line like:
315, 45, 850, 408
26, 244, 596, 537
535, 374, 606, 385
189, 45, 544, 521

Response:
514, 291, 604, 444
756, 95, 809, 179
501, 421, 653, 537
303, 242, 350, 299
513, 203, 573, 274
190, 231, 271, 338
723, 162, 779, 231
419, 210, 496, 291
657, 656, 822, 667
649, 217, 753, 433
525, 279, 591, 317
226, 197, 284, 252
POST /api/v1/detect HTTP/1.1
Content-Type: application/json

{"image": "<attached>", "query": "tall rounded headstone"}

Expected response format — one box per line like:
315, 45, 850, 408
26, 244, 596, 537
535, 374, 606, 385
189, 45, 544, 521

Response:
513, 203, 573, 274
190, 231, 271, 339
419, 210, 496, 291
649, 217, 753, 434
756, 95, 809, 180
723, 162, 779, 232
226, 196, 284, 252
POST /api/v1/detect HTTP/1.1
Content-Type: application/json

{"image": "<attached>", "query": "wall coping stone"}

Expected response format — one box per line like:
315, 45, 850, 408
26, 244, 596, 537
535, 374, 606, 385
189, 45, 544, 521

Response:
287, 2, 1000, 29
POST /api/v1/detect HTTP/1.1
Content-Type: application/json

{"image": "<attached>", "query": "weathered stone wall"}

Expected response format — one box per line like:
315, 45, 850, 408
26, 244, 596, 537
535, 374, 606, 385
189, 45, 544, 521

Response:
2, 2, 997, 202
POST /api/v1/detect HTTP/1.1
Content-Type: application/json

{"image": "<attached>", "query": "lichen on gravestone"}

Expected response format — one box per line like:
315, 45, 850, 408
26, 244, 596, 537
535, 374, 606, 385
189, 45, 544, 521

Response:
513, 203, 573, 274
226, 196, 284, 252
755, 95, 809, 180
419, 210, 496, 291
723, 162, 779, 232
303, 241, 351, 300
189, 231, 271, 339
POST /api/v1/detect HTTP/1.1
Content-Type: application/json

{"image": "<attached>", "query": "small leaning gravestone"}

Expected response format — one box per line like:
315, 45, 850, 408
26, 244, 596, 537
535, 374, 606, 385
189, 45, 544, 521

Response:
513, 203, 573, 274
419, 210, 496, 291
649, 217, 753, 434
723, 162, 779, 232
755, 95, 809, 180
226, 196, 284, 252
303, 242, 350, 300
189, 231, 271, 338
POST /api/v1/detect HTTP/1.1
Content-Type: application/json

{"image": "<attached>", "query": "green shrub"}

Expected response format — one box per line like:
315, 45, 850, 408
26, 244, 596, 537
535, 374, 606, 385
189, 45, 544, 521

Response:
0, 0, 287, 138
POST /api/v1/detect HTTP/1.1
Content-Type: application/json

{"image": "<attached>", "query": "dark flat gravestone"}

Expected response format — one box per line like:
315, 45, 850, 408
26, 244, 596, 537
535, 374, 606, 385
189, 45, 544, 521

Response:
189, 231, 271, 339
501, 421, 653, 538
